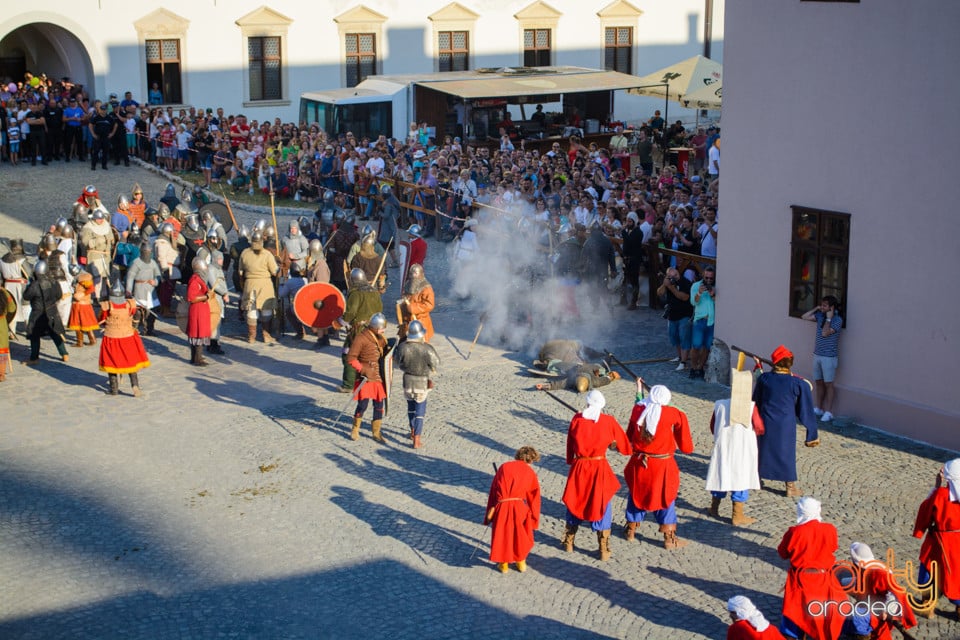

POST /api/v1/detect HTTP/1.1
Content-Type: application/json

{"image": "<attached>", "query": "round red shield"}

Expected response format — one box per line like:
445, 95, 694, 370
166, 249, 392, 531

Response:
293, 281, 346, 328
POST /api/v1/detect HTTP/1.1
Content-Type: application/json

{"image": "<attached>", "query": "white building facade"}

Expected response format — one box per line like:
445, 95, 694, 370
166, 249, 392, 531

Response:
0, 1, 722, 125
719, 0, 960, 449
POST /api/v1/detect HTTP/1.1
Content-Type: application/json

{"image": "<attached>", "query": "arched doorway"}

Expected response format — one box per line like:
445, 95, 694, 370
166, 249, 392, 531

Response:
0, 23, 94, 94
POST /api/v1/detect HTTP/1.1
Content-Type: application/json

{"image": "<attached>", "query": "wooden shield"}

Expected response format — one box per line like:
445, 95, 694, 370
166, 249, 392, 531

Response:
293, 282, 346, 329
1, 289, 15, 326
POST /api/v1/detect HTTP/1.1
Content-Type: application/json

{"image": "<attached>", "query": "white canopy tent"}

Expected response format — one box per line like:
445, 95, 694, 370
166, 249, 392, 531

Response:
678, 80, 722, 111
627, 55, 722, 124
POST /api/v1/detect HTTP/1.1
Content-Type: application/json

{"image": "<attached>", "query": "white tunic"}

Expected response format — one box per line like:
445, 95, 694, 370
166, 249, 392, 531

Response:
704, 399, 762, 492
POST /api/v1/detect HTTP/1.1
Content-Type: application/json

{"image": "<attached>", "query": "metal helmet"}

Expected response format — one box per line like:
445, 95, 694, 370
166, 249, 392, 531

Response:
201, 210, 215, 226
131, 183, 143, 198
308, 238, 322, 253
117, 194, 130, 210
369, 312, 387, 330
129, 222, 141, 237
42, 233, 58, 251
72, 202, 89, 221
193, 184, 204, 197
34, 260, 48, 277
263, 225, 276, 239
206, 228, 221, 244
407, 224, 422, 238
109, 279, 126, 302
406, 320, 426, 341
164, 183, 176, 199
83, 184, 99, 199
60, 226, 75, 239
250, 231, 264, 248
350, 268, 368, 286
361, 223, 374, 237
289, 263, 302, 277
360, 233, 376, 249
55, 217, 69, 232
180, 187, 193, 205
157, 202, 170, 218
160, 222, 175, 236
92, 209, 106, 221
323, 189, 335, 203
344, 213, 357, 225
68, 263, 83, 277
186, 214, 200, 232
408, 264, 424, 280
380, 183, 392, 195
253, 219, 268, 233
239, 224, 250, 239
297, 216, 311, 235
139, 243, 153, 258
173, 203, 191, 221
191, 256, 208, 273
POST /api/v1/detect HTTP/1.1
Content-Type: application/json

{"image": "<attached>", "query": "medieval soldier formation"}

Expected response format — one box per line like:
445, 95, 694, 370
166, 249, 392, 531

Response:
0, 174, 942, 640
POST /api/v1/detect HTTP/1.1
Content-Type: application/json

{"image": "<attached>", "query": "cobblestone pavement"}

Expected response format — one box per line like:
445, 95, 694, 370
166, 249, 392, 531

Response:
1, 163, 959, 639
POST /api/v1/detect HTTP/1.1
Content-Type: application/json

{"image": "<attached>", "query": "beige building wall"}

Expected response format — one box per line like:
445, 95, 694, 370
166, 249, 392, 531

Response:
718, 0, 960, 449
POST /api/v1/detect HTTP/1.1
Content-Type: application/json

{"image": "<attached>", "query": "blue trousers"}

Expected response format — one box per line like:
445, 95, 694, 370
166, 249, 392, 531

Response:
920, 563, 960, 605
565, 502, 612, 532
355, 398, 384, 421
625, 498, 677, 525
407, 399, 426, 435
711, 490, 749, 502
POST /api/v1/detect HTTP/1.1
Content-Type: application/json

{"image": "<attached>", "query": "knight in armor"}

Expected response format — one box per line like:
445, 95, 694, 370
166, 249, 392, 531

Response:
394, 320, 440, 449
329, 216, 359, 291
112, 194, 133, 240
76, 185, 108, 215
141, 208, 162, 240
22, 260, 70, 365
305, 239, 334, 347
58, 223, 78, 266
377, 183, 402, 268
186, 257, 212, 366
99, 281, 150, 396
406, 224, 428, 270
179, 212, 206, 284
40, 232, 73, 328
314, 189, 339, 241
350, 232, 386, 291
1, 239, 32, 334
277, 263, 309, 339
159, 183, 180, 213
579, 222, 619, 310
197, 232, 229, 354
282, 219, 310, 274
346, 312, 390, 443
154, 223, 181, 317
397, 264, 435, 342
533, 339, 607, 374
553, 223, 582, 319
535, 363, 620, 393
79, 209, 116, 301
238, 230, 279, 344
114, 222, 141, 281
67, 271, 99, 347
125, 242, 161, 336
336, 268, 383, 393
201, 208, 229, 249
347, 223, 383, 265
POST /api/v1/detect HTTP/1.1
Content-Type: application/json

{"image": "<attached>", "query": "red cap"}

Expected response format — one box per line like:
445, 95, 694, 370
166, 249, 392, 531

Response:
771, 345, 793, 364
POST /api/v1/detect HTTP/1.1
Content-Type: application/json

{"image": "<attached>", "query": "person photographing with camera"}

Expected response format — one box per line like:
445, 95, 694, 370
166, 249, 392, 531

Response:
688, 266, 716, 379
657, 267, 693, 371
800, 295, 842, 422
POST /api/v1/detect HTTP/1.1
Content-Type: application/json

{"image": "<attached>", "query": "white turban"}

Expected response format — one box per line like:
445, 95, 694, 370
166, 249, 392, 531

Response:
726, 595, 770, 632
582, 389, 606, 422
944, 458, 960, 503
637, 385, 671, 436
850, 541, 875, 565
796, 496, 822, 525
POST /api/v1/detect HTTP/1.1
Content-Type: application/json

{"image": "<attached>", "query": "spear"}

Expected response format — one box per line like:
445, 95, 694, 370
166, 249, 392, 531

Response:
217, 185, 240, 233
466, 311, 488, 360
605, 349, 651, 393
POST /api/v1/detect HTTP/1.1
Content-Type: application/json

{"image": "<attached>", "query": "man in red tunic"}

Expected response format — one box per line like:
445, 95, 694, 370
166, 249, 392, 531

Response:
406, 224, 427, 269
560, 389, 630, 561
838, 542, 917, 640
484, 446, 541, 574
726, 595, 785, 639
912, 458, 960, 620
346, 312, 389, 442
776, 497, 846, 640
186, 257, 211, 366
99, 281, 150, 396
623, 379, 695, 549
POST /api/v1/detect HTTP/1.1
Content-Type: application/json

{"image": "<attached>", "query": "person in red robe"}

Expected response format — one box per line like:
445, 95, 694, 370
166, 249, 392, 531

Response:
560, 389, 630, 561
837, 542, 917, 640
484, 446, 541, 574
99, 281, 150, 396
776, 497, 846, 640
623, 379, 695, 549
186, 257, 211, 366
346, 312, 389, 442
912, 458, 960, 620
406, 224, 427, 268
726, 595, 785, 640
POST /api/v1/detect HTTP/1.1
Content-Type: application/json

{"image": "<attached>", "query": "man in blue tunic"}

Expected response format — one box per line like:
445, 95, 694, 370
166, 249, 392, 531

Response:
753, 345, 819, 498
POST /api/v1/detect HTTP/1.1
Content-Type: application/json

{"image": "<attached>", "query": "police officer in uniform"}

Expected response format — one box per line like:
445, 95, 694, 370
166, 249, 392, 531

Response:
88, 102, 116, 170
